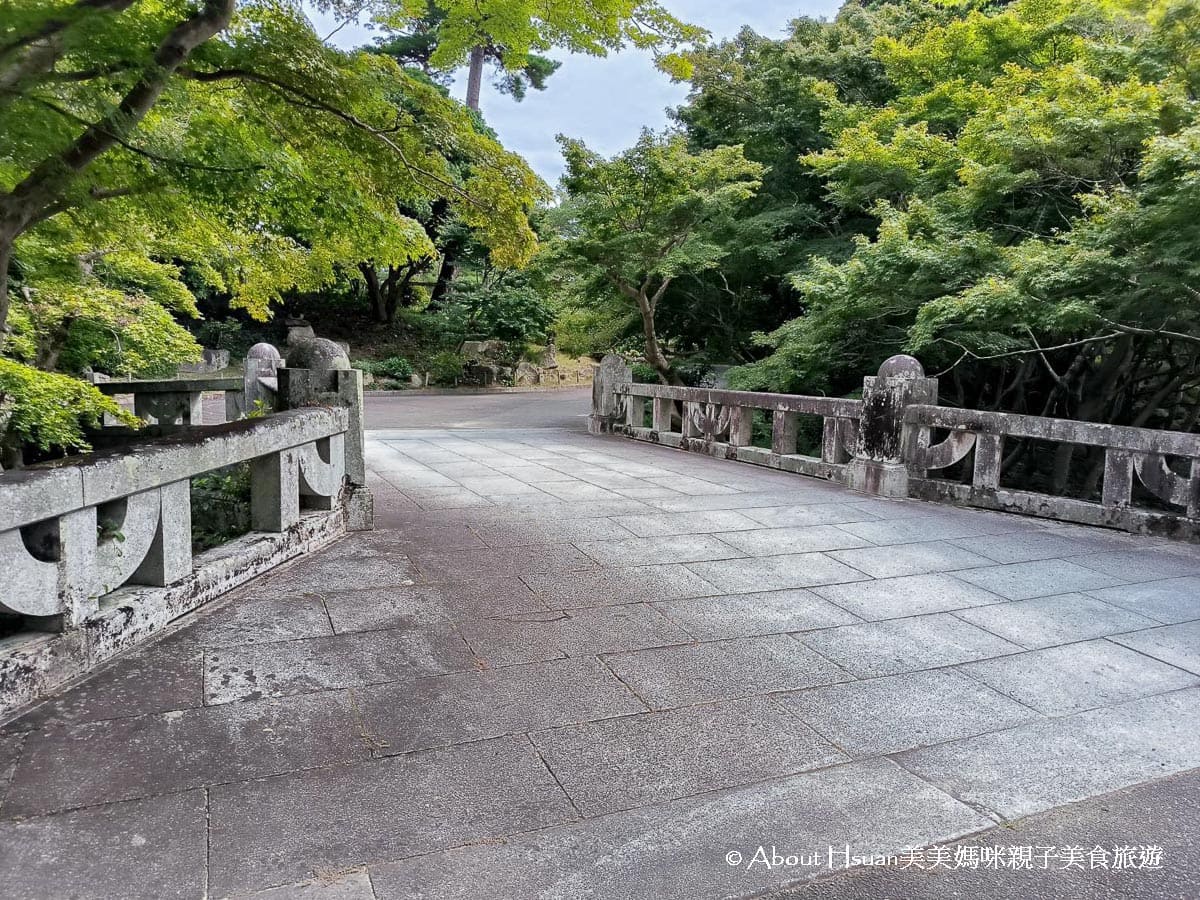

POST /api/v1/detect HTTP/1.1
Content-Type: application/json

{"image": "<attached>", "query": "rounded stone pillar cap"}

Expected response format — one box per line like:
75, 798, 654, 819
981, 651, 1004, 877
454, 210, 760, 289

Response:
246, 342, 282, 361
285, 338, 350, 372
877, 354, 925, 379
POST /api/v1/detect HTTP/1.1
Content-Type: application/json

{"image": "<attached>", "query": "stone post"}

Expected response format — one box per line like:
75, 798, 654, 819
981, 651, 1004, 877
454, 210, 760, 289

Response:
589, 355, 632, 435
237, 342, 283, 419
277, 338, 373, 531
846, 355, 939, 498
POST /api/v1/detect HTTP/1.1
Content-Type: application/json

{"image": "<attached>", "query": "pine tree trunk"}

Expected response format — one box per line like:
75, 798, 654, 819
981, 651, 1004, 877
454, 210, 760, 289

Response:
466, 46, 485, 111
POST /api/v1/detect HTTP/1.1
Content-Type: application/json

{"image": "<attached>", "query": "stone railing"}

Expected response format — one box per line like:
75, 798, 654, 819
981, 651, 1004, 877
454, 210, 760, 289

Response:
611, 380, 863, 483
0, 339, 372, 718
906, 405, 1200, 540
93, 341, 283, 426
591, 353, 1200, 541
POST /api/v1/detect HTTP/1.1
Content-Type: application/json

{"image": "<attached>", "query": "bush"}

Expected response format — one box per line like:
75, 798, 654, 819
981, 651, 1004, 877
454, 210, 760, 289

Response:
372, 355, 414, 379
631, 362, 658, 384
427, 350, 466, 385
0, 358, 137, 459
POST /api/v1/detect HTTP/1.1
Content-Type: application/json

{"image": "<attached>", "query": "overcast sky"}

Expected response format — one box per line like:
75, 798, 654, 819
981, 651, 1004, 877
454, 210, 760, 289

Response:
306, 1, 843, 185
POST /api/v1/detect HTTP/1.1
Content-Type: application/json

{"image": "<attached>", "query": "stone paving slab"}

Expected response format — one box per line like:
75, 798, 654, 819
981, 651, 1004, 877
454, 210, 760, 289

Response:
827, 541, 993, 578
4, 690, 367, 817
4, 644, 203, 731
951, 593, 1158, 649
522, 564, 719, 608
798, 613, 1023, 678
227, 871, 375, 900
960, 639, 1200, 715
412, 544, 598, 581
713, 525, 872, 556
953, 559, 1126, 600
168, 594, 334, 649
1068, 548, 1200, 581
812, 573, 1001, 621
368, 758, 992, 900
532, 696, 847, 816
686, 552, 868, 593
653, 589, 859, 641
896, 688, 1200, 820
0, 791, 207, 900
778, 669, 1039, 757
320, 580, 545, 631
354, 657, 645, 755
203, 625, 476, 704
207, 735, 576, 896
1086, 577, 1200, 624
1111, 621, 1200, 675
457, 604, 692, 666
604, 633, 851, 709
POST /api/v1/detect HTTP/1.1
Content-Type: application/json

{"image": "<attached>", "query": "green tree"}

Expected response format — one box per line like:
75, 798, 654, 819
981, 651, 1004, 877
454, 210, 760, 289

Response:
550, 132, 762, 383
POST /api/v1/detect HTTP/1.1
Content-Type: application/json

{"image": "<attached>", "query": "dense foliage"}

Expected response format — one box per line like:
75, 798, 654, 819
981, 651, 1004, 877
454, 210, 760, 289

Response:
553, 0, 1200, 439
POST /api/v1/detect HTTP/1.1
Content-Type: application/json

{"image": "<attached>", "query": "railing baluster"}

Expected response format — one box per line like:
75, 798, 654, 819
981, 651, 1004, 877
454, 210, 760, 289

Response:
652, 397, 673, 433
625, 394, 646, 429
1102, 448, 1134, 509
729, 406, 753, 448
682, 402, 702, 438
251, 448, 301, 532
1189, 459, 1200, 519
772, 410, 798, 456
973, 433, 1004, 491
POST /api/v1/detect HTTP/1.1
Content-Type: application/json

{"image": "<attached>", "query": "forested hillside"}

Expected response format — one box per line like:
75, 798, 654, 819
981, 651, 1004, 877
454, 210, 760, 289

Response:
552, 0, 1200, 434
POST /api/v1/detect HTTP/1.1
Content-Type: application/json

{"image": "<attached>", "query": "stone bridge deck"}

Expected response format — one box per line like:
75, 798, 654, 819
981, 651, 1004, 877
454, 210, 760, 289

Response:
3, 421, 1200, 898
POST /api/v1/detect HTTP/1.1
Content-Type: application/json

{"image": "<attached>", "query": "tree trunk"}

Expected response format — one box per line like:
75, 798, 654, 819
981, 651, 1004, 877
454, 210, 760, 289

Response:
466, 46, 486, 111
358, 263, 387, 323
0, 235, 12, 339
635, 289, 683, 386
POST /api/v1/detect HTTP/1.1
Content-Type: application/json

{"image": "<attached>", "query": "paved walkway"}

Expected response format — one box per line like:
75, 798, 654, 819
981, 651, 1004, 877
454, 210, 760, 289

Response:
3, 411, 1200, 898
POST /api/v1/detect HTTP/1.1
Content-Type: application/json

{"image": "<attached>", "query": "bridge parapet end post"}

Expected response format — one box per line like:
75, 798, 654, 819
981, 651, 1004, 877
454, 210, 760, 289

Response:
278, 338, 372, 530
590, 355, 632, 435
846, 355, 939, 498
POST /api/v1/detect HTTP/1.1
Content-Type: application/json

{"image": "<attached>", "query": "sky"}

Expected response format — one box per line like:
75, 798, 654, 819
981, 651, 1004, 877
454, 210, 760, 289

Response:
306, 0, 844, 186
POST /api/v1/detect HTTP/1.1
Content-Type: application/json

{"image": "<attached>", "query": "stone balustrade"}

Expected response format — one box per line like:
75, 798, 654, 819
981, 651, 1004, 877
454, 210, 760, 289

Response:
0, 339, 372, 717
906, 404, 1200, 540
593, 353, 1200, 540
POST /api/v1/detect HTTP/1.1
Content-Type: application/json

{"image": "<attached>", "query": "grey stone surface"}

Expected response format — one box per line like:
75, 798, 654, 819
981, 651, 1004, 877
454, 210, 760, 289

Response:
0, 731, 22, 806
897, 688, 1200, 820
204, 625, 475, 704
208, 735, 575, 896
458, 603, 691, 666
952, 593, 1157, 649
838, 514, 1024, 546
827, 542, 993, 578
604, 633, 851, 709
0, 790, 207, 900
712, 526, 872, 556
961, 639, 1200, 715
369, 758, 991, 900
1086, 576, 1200, 624
654, 589, 859, 641
611, 510, 764, 536
227, 871, 376, 900
170, 594, 334, 649
533, 696, 846, 816
947, 529, 1097, 564
686, 553, 868, 593
478, 517, 636, 547
1112, 621, 1200, 675
1069, 549, 1200, 581
771, 766, 1200, 900
953, 559, 1125, 600
813, 573, 1002, 621
354, 657, 644, 754
413, 544, 597, 581
522, 564, 719, 608
7, 645, 203, 731
780, 669, 1039, 756
3, 689, 366, 817
799, 614, 1022, 678
739, 502, 882, 528
321, 580, 545, 632
576, 534, 744, 567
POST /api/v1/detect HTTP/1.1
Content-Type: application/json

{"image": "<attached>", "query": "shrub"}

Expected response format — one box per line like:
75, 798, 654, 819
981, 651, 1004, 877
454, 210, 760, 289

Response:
427, 350, 466, 385
372, 355, 414, 380
0, 358, 137, 459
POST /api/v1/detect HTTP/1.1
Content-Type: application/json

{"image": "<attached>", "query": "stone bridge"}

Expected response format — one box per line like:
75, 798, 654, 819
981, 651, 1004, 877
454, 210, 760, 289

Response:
3, 379, 1200, 897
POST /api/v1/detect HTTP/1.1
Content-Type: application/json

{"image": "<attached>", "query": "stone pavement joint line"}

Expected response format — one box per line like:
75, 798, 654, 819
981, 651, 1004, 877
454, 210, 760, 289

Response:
2, 426, 1200, 899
